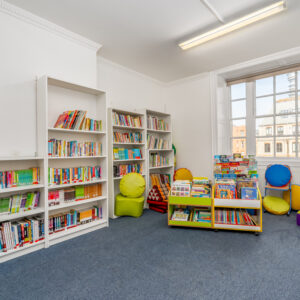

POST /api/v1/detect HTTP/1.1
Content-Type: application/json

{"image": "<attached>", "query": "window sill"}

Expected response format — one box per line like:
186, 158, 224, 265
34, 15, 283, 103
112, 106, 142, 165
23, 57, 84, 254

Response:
257, 157, 300, 167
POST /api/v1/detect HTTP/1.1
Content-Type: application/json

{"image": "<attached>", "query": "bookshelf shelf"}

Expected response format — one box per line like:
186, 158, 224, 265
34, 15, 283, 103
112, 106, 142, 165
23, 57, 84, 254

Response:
0, 156, 44, 161
48, 128, 106, 135
0, 184, 44, 194
48, 155, 107, 160
149, 149, 173, 152
108, 108, 146, 219
147, 129, 172, 133
48, 179, 107, 190
0, 208, 44, 222
149, 165, 174, 170
48, 196, 107, 211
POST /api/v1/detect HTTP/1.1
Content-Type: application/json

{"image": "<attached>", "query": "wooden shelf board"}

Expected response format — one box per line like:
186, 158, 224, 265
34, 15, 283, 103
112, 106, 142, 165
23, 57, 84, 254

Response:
48, 155, 106, 160
0, 208, 44, 222
48, 128, 106, 134
48, 179, 107, 190
0, 157, 44, 161
0, 184, 44, 194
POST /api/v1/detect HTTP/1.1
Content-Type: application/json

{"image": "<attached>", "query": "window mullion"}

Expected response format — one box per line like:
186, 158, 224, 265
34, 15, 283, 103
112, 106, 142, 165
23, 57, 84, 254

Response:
246, 81, 255, 155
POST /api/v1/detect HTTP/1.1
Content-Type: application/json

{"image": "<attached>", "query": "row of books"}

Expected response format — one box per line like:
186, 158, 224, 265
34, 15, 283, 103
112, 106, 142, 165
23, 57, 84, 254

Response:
113, 148, 142, 160
214, 208, 258, 226
147, 135, 170, 149
54, 110, 102, 131
48, 166, 102, 186
49, 206, 102, 234
112, 112, 142, 128
48, 183, 102, 207
149, 153, 169, 167
147, 116, 169, 131
0, 168, 40, 190
113, 164, 143, 178
48, 139, 102, 157
0, 192, 40, 215
171, 207, 211, 223
0, 217, 44, 252
113, 132, 143, 144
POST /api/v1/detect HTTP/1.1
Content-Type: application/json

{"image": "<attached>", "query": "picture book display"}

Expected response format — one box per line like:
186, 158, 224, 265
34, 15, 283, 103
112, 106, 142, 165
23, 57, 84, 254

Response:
214, 208, 258, 226
171, 206, 211, 224
48, 139, 102, 157
49, 206, 102, 234
215, 179, 237, 199
113, 132, 142, 144
0, 192, 40, 215
0, 217, 45, 252
113, 148, 142, 160
190, 177, 211, 198
113, 164, 143, 178
112, 111, 142, 128
54, 110, 102, 132
147, 116, 169, 131
48, 183, 102, 207
147, 135, 170, 149
0, 168, 40, 190
48, 166, 102, 186
170, 180, 191, 197
149, 153, 169, 167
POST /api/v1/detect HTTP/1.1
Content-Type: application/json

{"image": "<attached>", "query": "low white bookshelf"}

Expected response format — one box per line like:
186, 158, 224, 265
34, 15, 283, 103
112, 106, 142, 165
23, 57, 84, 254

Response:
108, 108, 146, 218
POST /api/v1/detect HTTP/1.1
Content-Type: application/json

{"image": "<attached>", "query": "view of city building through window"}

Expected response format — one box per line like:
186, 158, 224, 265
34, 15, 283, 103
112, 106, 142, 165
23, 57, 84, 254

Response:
230, 71, 300, 158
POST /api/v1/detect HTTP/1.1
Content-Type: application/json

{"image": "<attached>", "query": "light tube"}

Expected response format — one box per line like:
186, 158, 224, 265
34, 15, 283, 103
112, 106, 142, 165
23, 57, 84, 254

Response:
179, 1, 286, 50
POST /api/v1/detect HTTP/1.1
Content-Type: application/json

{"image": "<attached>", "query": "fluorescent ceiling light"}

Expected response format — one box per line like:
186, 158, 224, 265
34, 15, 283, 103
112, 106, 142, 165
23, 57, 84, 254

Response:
179, 1, 286, 50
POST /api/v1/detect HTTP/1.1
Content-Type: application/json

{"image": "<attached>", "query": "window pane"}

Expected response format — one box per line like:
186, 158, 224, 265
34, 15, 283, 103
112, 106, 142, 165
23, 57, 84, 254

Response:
256, 77, 273, 96
232, 138, 246, 155
276, 93, 295, 114
256, 137, 273, 157
231, 83, 246, 100
232, 100, 246, 118
232, 119, 246, 137
275, 137, 296, 158
275, 115, 296, 136
298, 71, 300, 90
256, 117, 273, 137
256, 96, 273, 116
276, 72, 296, 93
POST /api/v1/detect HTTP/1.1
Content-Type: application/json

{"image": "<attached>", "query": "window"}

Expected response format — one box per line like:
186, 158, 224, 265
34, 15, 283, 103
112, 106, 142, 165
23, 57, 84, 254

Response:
276, 143, 283, 152
230, 70, 300, 159
265, 143, 271, 153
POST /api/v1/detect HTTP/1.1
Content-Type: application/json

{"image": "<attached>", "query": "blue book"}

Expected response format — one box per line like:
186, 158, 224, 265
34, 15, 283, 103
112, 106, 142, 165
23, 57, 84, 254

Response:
241, 187, 258, 200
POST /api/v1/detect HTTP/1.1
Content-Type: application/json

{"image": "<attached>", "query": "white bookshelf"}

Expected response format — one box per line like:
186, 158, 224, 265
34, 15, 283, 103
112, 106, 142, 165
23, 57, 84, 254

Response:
0, 76, 109, 263
108, 108, 146, 218
146, 109, 174, 199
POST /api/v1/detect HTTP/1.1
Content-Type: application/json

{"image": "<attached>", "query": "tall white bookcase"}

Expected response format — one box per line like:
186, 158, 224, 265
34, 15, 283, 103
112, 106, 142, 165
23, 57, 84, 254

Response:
0, 76, 109, 263
108, 108, 146, 219
146, 110, 174, 197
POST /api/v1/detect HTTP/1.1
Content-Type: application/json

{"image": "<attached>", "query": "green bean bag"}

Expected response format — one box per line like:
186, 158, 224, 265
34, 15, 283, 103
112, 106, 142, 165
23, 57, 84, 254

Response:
120, 173, 145, 198
263, 195, 290, 215
115, 193, 144, 217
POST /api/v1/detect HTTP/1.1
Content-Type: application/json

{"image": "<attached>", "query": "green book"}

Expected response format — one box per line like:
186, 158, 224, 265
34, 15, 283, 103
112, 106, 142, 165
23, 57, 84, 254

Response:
0, 197, 11, 214
75, 186, 85, 200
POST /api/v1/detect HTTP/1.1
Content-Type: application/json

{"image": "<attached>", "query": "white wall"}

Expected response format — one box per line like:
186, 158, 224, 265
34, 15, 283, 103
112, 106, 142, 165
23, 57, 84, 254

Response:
0, 7, 98, 157
165, 73, 212, 177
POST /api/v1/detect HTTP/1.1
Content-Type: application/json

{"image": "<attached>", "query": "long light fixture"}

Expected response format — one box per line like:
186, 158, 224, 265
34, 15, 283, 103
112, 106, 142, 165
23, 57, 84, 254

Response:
179, 0, 286, 50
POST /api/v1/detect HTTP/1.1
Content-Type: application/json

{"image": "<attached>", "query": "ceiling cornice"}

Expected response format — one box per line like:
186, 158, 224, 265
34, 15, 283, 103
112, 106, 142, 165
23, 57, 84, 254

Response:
0, 0, 102, 52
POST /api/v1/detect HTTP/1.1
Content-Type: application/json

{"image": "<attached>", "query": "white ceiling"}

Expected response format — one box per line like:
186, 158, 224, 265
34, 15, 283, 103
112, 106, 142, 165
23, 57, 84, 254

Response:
5, 0, 300, 82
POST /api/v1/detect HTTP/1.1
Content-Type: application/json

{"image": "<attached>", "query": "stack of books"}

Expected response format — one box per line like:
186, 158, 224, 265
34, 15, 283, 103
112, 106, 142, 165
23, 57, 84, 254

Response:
147, 116, 169, 131
147, 135, 170, 149
113, 148, 142, 160
0, 192, 40, 214
0, 168, 40, 189
190, 208, 211, 223
0, 217, 45, 252
48, 139, 102, 157
54, 110, 102, 131
170, 180, 191, 197
48, 183, 102, 207
214, 208, 258, 226
48, 166, 102, 186
171, 208, 190, 221
190, 177, 211, 198
113, 164, 143, 177
113, 132, 142, 144
112, 112, 142, 128
149, 153, 169, 167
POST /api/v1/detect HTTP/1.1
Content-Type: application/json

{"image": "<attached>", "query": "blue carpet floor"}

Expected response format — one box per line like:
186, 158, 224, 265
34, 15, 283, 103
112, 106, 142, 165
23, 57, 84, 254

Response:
0, 210, 299, 300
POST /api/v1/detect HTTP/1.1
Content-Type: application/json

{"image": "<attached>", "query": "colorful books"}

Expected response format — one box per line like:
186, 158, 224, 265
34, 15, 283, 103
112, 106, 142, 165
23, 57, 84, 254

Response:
53, 110, 102, 131
214, 208, 258, 226
113, 164, 143, 177
48, 139, 102, 157
171, 181, 191, 197
147, 135, 170, 149
48, 166, 102, 186
171, 208, 190, 221
0, 168, 40, 190
149, 153, 169, 167
147, 116, 169, 131
112, 112, 142, 128
0, 217, 44, 252
190, 177, 211, 198
215, 181, 236, 199
113, 148, 142, 160
113, 132, 142, 144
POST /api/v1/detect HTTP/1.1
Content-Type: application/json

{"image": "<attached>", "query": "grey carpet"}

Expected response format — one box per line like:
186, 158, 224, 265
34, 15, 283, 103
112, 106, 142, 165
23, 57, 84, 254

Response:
0, 210, 299, 300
